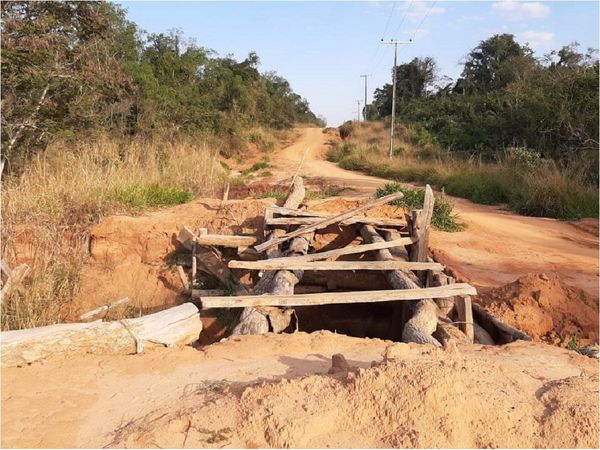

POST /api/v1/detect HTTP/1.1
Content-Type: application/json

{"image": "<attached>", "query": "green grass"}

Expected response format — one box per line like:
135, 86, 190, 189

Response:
328, 137, 598, 221
107, 183, 192, 210
375, 183, 465, 232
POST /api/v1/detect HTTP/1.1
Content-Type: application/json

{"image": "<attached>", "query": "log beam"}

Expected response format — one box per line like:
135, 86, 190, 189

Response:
1, 303, 202, 367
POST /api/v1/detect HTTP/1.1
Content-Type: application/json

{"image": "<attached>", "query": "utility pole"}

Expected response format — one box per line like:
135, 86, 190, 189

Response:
381, 39, 412, 158
356, 100, 361, 125
360, 74, 369, 121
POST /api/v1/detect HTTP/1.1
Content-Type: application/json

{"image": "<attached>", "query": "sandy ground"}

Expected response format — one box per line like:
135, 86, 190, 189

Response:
2, 332, 598, 448
2, 127, 599, 448
274, 127, 599, 296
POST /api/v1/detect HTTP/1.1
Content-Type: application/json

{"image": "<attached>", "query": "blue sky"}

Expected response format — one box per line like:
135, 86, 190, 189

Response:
120, 1, 599, 126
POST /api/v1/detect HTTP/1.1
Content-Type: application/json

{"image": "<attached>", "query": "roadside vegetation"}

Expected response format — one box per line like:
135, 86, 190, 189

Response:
0, 2, 322, 330
332, 34, 598, 221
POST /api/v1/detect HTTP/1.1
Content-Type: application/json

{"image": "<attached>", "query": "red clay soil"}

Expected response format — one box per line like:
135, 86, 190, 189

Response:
477, 273, 599, 346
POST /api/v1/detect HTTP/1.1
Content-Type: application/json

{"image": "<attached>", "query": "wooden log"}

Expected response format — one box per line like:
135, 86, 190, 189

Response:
1, 304, 202, 367
266, 216, 407, 227
201, 284, 476, 308
284, 176, 306, 209
455, 295, 474, 342
177, 226, 196, 251
232, 176, 308, 335
228, 260, 443, 271
417, 185, 435, 262
255, 192, 405, 253
360, 225, 440, 346
79, 297, 130, 320
195, 247, 249, 294
177, 265, 190, 290
195, 234, 257, 247
472, 303, 531, 342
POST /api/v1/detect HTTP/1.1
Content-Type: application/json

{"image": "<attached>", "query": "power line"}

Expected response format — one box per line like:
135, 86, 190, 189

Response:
365, 1, 397, 73
381, 1, 398, 40
390, 0, 414, 39
409, 0, 438, 41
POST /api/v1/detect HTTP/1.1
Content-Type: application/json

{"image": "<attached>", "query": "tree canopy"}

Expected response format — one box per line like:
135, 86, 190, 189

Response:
1, 1, 322, 166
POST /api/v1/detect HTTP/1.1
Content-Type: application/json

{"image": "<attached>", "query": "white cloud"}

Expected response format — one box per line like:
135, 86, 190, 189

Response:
492, 1, 550, 20
517, 30, 554, 48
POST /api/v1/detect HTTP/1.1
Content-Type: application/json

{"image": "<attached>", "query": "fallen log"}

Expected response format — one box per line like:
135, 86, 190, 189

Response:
1, 303, 202, 367
472, 303, 531, 343
228, 259, 443, 271
255, 192, 405, 252
201, 284, 476, 308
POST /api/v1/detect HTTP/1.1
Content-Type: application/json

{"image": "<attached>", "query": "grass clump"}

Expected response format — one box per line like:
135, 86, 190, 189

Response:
376, 183, 465, 232
107, 184, 192, 210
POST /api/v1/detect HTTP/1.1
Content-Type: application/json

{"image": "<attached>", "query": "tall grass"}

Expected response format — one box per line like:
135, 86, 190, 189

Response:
1, 135, 224, 330
328, 122, 599, 221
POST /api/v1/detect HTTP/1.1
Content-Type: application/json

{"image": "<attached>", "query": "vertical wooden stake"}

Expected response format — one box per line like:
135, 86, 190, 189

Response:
456, 295, 474, 342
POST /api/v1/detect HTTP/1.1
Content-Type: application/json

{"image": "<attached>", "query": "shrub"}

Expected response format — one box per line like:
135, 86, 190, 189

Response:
339, 121, 354, 140
376, 183, 465, 232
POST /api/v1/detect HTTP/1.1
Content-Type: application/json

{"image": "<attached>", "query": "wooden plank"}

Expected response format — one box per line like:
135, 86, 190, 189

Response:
201, 283, 477, 308
243, 237, 416, 263
228, 259, 443, 271
195, 234, 257, 247
455, 295, 474, 342
255, 192, 405, 253
266, 216, 406, 227
267, 206, 407, 227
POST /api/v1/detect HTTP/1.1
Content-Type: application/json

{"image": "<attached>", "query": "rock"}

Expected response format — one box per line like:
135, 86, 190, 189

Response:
328, 353, 350, 375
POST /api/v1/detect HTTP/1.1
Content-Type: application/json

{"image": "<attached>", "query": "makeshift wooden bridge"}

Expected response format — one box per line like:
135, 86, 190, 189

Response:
176, 177, 492, 345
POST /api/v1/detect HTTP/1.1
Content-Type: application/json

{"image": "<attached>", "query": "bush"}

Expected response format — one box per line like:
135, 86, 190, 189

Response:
339, 121, 354, 140
375, 183, 465, 232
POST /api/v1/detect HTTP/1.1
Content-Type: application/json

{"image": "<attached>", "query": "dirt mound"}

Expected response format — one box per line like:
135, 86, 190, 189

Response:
106, 340, 599, 449
74, 198, 269, 317
477, 273, 599, 346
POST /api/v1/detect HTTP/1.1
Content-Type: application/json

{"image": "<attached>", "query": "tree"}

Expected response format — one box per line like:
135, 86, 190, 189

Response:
461, 34, 535, 92
371, 57, 438, 117
1, 1, 136, 164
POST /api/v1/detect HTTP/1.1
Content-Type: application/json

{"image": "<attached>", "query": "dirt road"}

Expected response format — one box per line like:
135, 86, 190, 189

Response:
273, 127, 599, 296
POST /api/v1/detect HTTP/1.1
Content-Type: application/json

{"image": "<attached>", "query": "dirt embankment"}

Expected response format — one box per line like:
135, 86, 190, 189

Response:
478, 273, 599, 346
2, 332, 598, 448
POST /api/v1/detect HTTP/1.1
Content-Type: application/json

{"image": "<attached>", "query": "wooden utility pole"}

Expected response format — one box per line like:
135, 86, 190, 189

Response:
381, 39, 412, 158
360, 74, 369, 121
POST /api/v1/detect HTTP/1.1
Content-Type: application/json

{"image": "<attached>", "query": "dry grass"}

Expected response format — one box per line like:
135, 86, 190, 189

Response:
330, 121, 598, 220
1, 135, 224, 330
